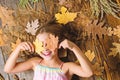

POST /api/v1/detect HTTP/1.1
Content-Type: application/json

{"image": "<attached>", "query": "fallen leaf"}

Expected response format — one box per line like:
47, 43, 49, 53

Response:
55, 6, 77, 24
46, 34, 59, 50
0, 29, 8, 46
84, 20, 107, 39
107, 27, 114, 36
25, 19, 39, 35
0, 6, 16, 27
85, 50, 95, 62
113, 25, 120, 38
11, 38, 21, 51
104, 61, 112, 80
33, 38, 44, 54
92, 62, 104, 75
109, 42, 120, 57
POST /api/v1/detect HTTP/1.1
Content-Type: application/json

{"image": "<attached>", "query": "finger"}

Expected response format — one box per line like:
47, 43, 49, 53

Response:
28, 42, 34, 52
24, 42, 31, 51
59, 43, 62, 49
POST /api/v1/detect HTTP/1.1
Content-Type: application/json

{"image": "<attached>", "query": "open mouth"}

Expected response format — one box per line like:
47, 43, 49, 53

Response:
42, 51, 52, 56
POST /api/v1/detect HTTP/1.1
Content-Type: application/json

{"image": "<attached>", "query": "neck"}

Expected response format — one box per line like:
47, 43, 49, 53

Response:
44, 55, 62, 66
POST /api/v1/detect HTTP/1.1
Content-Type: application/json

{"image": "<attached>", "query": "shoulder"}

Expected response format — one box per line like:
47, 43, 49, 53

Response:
63, 62, 76, 68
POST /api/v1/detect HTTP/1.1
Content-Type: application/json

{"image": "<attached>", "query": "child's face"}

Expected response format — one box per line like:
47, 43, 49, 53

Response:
36, 33, 58, 60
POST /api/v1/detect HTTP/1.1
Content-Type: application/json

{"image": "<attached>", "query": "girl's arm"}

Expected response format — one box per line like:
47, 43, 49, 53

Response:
4, 42, 36, 73
59, 39, 93, 77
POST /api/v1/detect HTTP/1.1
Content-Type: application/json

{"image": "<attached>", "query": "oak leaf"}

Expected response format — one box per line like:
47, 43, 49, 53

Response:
55, 6, 77, 24
84, 20, 107, 39
33, 38, 44, 54
25, 19, 39, 35
85, 50, 95, 62
109, 42, 120, 57
11, 38, 21, 51
46, 34, 59, 50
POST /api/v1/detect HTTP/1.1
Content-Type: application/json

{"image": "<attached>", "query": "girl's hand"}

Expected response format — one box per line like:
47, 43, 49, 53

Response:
59, 39, 75, 50
16, 42, 34, 52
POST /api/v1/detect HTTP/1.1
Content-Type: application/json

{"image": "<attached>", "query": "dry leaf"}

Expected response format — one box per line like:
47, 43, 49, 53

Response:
104, 61, 112, 80
109, 42, 120, 57
59, 0, 66, 5
84, 20, 107, 39
11, 38, 21, 51
0, 29, 8, 46
113, 25, 120, 38
46, 34, 59, 50
107, 27, 114, 36
85, 50, 95, 62
55, 6, 77, 24
92, 62, 104, 75
0, 6, 16, 27
33, 38, 44, 54
25, 19, 39, 35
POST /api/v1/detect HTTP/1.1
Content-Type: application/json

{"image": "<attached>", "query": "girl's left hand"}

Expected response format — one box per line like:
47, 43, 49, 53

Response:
59, 39, 75, 50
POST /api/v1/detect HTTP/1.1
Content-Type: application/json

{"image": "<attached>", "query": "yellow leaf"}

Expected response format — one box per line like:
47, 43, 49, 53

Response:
11, 38, 21, 51
109, 42, 120, 57
85, 50, 95, 62
92, 62, 104, 75
33, 38, 44, 54
55, 6, 77, 24
107, 27, 114, 36
113, 25, 120, 38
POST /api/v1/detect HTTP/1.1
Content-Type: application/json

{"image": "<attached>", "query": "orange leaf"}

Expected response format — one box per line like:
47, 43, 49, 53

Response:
46, 34, 59, 50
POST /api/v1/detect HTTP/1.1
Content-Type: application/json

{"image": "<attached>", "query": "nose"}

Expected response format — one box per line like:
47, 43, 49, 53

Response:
42, 42, 47, 48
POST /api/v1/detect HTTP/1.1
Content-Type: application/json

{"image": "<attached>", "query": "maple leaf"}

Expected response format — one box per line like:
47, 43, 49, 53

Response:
109, 42, 120, 57
0, 6, 16, 27
92, 62, 104, 75
11, 38, 21, 51
84, 20, 107, 39
55, 6, 77, 24
25, 19, 39, 35
113, 25, 120, 38
33, 38, 44, 54
85, 50, 95, 62
107, 27, 114, 36
46, 34, 59, 50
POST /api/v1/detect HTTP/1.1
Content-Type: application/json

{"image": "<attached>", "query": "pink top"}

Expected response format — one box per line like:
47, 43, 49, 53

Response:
33, 60, 68, 80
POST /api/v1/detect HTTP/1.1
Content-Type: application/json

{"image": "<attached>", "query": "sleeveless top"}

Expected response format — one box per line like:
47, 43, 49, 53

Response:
33, 60, 68, 80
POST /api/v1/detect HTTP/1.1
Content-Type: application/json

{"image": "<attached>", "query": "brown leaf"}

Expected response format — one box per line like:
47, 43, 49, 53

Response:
84, 20, 107, 39
104, 61, 112, 80
0, 6, 16, 27
92, 62, 104, 75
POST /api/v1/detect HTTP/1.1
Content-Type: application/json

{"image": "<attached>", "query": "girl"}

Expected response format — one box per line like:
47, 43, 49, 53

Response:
4, 23, 93, 80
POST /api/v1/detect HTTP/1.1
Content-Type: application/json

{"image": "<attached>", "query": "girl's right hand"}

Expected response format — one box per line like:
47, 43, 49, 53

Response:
16, 42, 34, 52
